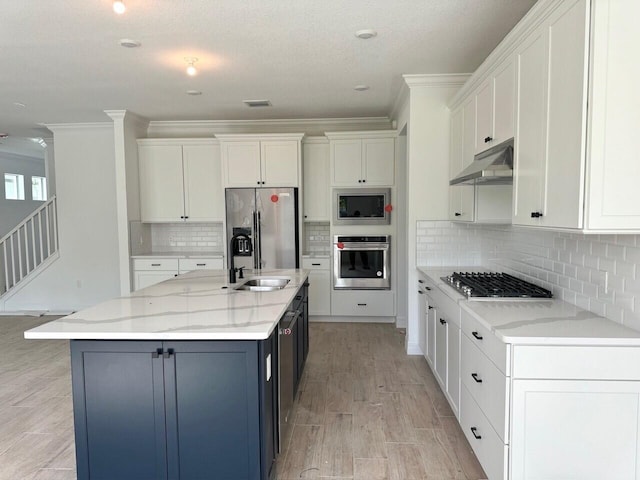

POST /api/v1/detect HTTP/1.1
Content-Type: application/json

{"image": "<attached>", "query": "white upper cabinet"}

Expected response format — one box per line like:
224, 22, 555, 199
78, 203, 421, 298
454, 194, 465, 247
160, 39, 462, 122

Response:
449, 104, 475, 222
219, 134, 303, 188
138, 139, 222, 223
451, 0, 640, 232
475, 57, 515, 154
302, 138, 330, 222
326, 131, 396, 187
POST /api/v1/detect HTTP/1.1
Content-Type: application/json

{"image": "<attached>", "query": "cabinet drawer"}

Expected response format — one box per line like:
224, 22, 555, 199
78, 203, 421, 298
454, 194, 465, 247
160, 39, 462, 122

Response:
179, 258, 223, 273
302, 258, 330, 270
461, 335, 510, 442
461, 307, 510, 376
133, 258, 180, 271
512, 345, 640, 380
331, 290, 394, 316
460, 385, 508, 480
430, 286, 461, 328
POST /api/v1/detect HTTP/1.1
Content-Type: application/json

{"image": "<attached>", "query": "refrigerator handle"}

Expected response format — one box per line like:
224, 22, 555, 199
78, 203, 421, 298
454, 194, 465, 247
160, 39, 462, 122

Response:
257, 210, 263, 269
252, 211, 259, 269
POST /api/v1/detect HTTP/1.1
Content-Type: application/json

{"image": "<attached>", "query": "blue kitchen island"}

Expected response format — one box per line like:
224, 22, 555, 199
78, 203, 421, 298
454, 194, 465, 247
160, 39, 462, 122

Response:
25, 269, 310, 480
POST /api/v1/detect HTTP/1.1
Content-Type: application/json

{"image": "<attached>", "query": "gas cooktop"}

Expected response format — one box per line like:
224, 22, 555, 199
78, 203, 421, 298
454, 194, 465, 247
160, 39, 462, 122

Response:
440, 272, 553, 300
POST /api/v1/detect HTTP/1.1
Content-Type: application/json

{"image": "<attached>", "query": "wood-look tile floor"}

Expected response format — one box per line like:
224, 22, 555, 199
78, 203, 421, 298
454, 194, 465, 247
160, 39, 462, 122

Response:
275, 322, 487, 480
0, 317, 486, 480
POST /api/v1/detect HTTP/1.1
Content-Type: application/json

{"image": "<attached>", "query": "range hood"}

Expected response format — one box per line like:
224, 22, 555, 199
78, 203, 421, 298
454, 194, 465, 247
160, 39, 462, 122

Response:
450, 138, 514, 186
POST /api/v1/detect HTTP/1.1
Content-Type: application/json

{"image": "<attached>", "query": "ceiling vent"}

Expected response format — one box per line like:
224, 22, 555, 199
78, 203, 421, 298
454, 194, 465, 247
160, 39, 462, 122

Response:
243, 100, 272, 108
0, 133, 9, 138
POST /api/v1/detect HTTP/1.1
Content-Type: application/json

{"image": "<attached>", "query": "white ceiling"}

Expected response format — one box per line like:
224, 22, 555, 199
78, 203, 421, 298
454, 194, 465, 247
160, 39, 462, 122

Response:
1, 0, 536, 138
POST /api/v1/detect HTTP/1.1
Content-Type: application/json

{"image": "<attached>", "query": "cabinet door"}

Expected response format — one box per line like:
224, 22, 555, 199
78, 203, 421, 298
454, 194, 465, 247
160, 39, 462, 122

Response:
222, 141, 261, 187
435, 312, 448, 389
183, 144, 224, 222
449, 107, 463, 221
164, 341, 261, 480
543, 0, 588, 229
418, 287, 427, 356
427, 301, 436, 367
259, 330, 278, 480
302, 141, 330, 221
475, 80, 494, 153
511, 379, 640, 480
513, 27, 548, 226
459, 97, 476, 221
261, 140, 299, 187
139, 144, 185, 222
331, 139, 363, 185
308, 269, 330, 315
362, 138, 395, 186
493, 58, 516, 145
71, 341, 167, 480
134, 271, 177, 291
446, 323, 460, 416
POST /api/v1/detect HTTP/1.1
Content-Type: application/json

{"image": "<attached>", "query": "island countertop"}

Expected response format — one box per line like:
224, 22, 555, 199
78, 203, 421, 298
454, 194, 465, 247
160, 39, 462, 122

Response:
24, 269, 309, 341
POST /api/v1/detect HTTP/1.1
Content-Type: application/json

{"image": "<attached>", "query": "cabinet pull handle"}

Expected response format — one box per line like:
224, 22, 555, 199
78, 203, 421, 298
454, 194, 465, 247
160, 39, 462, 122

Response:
425, 286, 431, 291
439, 318, 447, 325
362, 179, 366, 183
418, 279, 424, 284
152, 348, 163, 358
418, 290, 424, 295
472, 331, 483, 340
455, 212, 462, 217
151, 263, 161, 267
358, 179, 362, 183
471, 373, 483, 383
357, 303, 367, 306
484, 136, 493, 143
470, 427, 482, 439
163, 348, 174, 359
196, 263, 206, 267
530, 211, 543, 218
257, 181, 261, 185
312, 263, 321, 266
428, 306, 433, 310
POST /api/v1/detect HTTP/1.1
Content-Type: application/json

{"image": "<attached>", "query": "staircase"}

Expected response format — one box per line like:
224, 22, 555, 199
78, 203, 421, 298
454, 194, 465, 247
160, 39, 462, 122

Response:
1, 196, 59, 298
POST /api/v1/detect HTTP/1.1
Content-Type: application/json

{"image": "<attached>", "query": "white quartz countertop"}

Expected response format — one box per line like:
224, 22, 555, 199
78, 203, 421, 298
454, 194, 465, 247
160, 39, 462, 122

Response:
25, 269, 308, 341
131, 252, 223, 259
417, 266, 640, 346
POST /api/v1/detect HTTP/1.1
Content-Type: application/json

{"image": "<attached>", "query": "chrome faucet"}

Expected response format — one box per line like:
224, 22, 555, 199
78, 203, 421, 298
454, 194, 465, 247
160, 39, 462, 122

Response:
229, 233, 250, 284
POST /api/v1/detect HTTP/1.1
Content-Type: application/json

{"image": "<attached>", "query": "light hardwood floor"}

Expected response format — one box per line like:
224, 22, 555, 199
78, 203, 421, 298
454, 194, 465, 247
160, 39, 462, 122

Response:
0, 317, 486, 480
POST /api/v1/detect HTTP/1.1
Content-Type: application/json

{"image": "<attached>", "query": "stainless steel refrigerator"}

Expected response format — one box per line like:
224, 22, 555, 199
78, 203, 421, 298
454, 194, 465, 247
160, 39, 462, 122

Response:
225, 188, 299, 271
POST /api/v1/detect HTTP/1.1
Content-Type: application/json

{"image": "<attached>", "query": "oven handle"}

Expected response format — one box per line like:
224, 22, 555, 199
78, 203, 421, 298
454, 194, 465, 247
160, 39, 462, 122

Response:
335, 243, 389, 250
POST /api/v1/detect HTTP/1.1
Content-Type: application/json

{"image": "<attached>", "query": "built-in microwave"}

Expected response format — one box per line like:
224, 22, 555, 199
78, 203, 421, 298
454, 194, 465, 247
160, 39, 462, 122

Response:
333, 188, 391, 225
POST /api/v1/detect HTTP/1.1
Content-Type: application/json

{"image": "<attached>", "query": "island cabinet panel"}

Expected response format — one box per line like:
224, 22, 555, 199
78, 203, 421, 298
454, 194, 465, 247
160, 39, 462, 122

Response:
71, 338, 275, 480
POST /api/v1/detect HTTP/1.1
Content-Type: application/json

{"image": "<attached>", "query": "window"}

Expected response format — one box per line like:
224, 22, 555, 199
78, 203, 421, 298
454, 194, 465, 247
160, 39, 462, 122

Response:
31, 176, 47, 201
4, 173, 25, 200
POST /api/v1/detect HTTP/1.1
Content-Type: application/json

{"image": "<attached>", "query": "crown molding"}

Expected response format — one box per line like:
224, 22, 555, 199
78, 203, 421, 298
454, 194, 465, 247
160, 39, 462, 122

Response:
325, 129, 398, 140
402, 74, 471, 88
390, 81, 409, 123
45, 122, 113, 132
448, 0, 561, 109
215, 133, 305, 142
302, 136, 329, 144
137, 138, 218, 146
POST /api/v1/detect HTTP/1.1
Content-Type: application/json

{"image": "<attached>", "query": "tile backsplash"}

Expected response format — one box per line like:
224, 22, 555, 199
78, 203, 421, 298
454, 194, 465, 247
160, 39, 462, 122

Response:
417, 220, 640, 330
416, 221, 482, 267
305, 222, 331, 255
151, 223, 224, 253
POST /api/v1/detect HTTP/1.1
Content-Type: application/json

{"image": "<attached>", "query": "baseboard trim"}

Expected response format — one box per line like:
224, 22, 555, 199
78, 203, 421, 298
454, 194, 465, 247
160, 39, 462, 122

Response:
406, 341, 424, 356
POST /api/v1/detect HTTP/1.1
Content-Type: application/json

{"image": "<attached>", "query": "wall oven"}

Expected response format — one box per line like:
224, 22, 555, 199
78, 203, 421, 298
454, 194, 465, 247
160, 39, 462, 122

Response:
333, 188, 391, 225
333, 235, 390, 289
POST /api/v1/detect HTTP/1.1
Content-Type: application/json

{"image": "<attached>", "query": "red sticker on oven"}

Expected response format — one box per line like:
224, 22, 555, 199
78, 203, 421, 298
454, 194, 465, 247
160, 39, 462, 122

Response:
337, 242, 345, 249
384, 204, 393, 212
271, 195, 279, 203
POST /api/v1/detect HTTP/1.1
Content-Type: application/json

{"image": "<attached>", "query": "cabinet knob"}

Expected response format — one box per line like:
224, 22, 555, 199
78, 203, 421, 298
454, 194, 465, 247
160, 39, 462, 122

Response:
257, 181, 261, 185
425, 286, 431, 291
304, 215, 308, 218
418, 279, 424, 284
428, 306, 433, 310
530, 211, 543, 218
455, 212, 462, 217
418, 290, 424, 295
358, 179, 362, 183
180, 216, 185, 219
439, 318, 447, 325
362, 179, 366, 183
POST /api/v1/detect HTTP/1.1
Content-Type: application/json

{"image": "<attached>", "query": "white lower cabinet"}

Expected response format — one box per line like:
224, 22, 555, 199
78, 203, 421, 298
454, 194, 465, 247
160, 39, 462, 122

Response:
330, 290, 395, 317
417, 278, 427, 356
303, 257, 330, 316
132, 257, 223, 291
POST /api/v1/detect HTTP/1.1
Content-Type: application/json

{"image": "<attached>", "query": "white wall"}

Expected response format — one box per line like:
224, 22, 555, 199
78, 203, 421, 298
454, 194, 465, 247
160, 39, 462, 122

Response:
3, 124, 121, 312
399, 78, 466, 354
0, 152, 46, 238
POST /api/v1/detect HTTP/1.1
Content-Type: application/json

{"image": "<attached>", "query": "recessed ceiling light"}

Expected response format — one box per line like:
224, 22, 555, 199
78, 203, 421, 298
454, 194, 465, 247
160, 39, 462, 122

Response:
355, 29, 377, 39
119, 39, 141, 48
243, 100, 272, 108
185, 57, 198, 76
354, 85, 370, 91
13, 102, 26, 108
186, 90, 202, 96
113, 1, 126, 14
0, 133, 9, 138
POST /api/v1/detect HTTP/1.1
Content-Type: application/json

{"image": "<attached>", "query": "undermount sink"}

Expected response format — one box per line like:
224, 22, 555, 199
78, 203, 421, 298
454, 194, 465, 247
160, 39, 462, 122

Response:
234, 278, 290, 291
